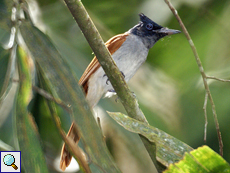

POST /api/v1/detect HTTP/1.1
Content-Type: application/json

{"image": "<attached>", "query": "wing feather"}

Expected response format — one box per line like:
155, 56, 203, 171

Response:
60, 33, 129, 171
79, 33, 129, 94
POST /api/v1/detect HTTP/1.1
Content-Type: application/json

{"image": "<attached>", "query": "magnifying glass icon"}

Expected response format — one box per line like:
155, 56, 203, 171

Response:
3, 154, 18, 170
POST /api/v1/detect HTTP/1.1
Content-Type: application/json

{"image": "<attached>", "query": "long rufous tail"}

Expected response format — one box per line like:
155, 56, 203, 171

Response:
60, 123, 79, 171
59, 33, 128, 171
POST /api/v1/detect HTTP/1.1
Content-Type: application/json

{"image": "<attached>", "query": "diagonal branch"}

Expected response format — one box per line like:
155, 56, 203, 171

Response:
164, 0, 223, 156
63, 0, 160, 169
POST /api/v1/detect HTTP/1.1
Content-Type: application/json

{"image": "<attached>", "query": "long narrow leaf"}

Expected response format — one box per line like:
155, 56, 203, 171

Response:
36, 69, 91, 172
15, 46, 49, 172
108, 111, 193, 167
0, 0, 13, 31
0, 47, 15, 128
19, 20, 120, 173
0, 47, 9, 92
0, 46, 15, 105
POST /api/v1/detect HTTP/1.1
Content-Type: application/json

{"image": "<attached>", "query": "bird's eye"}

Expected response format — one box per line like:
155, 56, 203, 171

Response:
146, 23, 153, 30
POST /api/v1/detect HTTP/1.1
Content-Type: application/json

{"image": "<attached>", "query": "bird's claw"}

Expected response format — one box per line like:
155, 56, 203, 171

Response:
120, 71, 125, 78
103, 74, 110, 85
107, 89, 116, 93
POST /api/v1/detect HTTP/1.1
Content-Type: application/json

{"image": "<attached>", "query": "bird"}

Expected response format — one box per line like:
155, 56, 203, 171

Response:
60, 13, 180, 171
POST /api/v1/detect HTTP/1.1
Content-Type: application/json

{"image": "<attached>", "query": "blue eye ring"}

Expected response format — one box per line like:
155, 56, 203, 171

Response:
146, 23, 153, 30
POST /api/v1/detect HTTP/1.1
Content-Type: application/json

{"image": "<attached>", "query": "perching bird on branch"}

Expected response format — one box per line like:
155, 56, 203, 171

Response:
60, 13, 180, 171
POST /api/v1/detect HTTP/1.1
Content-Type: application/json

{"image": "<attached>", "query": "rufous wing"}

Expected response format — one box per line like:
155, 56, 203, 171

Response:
79, 33, 129, 94
60, 33, 128, 171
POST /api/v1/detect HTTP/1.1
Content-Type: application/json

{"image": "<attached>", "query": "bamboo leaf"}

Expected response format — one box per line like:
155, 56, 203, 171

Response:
35, 71, 91, 172
19, 20, 120, 172
107, 111, 193, 167
15, 46, 49, 172
0, 46, 15, 104
164, 145, 230, 173
0, 0, 13, 31
0, 139, 14, 151
0, 47, 9, 92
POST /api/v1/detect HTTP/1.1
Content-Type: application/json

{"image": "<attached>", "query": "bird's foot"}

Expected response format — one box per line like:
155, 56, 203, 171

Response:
107, 89, 116, 93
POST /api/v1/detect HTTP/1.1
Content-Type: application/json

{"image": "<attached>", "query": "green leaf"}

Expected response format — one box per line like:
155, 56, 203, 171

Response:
0, 0, 13, 31
107, 111, 193, 167
0, 46, 17, 130
0, 47, 10, 93
36, 66, 92, 173
0, 46, 15, 104
164, 145, 230, 173
15, 46, 49, 172
19, 20, 120, 172
0, 139, 14, 151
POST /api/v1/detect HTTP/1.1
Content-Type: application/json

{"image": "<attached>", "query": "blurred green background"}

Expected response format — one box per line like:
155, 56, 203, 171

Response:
0, 0, 230, 172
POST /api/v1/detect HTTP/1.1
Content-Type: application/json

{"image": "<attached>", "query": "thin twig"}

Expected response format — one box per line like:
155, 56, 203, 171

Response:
32, 85, 72, 114
203, 92, 208, 142
14, 79, 73, 117
13, 79, 71, 112
207, 76, 230, 82
164, 0, 223, 156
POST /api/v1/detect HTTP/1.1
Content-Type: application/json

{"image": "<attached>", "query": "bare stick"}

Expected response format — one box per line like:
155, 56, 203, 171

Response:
203, 92, 208, 142
164, 0, 223, 156
13, 79, 71, 113
32, 85, 72, 114
207, 76, 230, 82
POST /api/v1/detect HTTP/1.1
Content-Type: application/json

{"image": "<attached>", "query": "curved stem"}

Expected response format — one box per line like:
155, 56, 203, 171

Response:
164, 0, 223, 156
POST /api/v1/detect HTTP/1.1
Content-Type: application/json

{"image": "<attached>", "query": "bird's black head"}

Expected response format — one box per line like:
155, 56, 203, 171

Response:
129, 13, 180, 48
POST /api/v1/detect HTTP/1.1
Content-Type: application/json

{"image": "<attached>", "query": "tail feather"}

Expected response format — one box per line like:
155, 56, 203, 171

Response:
60, 123, 79, 171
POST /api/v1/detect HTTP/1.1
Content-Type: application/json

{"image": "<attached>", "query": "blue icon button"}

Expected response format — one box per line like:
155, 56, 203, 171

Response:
3, 154, 18, 170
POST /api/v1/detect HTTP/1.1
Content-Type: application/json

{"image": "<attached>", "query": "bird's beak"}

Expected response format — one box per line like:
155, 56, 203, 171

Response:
156, 27, 181, 35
